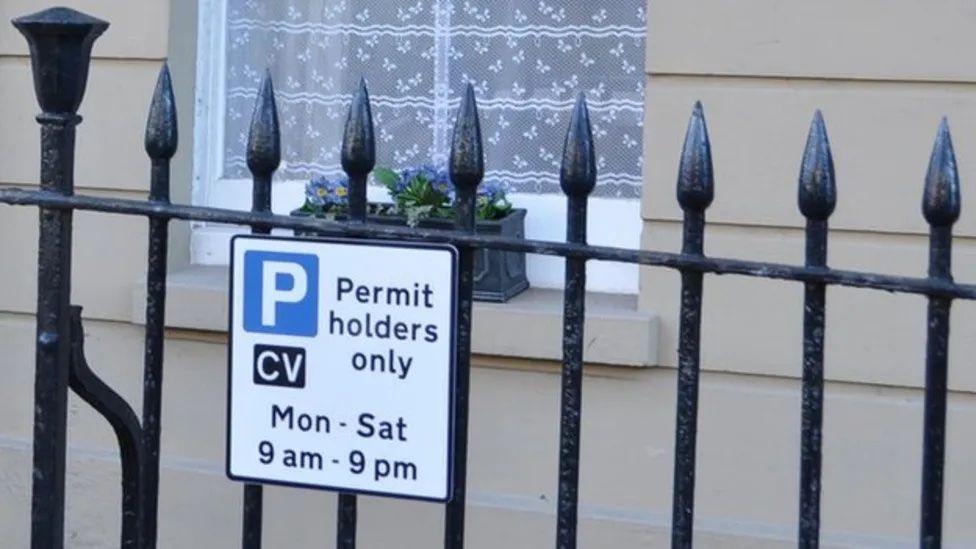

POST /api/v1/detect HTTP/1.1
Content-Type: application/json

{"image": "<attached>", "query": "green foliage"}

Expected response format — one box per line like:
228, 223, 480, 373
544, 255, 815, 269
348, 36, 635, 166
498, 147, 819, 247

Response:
372, 166, 400, 188
476, 182, 514, 221
391, 175, 453, 226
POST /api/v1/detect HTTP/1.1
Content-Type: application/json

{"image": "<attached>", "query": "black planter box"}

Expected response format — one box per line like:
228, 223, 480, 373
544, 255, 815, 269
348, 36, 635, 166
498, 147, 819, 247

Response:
292, 207, 529, 302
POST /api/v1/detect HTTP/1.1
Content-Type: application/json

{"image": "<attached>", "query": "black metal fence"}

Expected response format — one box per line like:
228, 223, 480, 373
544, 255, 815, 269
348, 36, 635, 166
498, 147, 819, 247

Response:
3, 7, 972, 549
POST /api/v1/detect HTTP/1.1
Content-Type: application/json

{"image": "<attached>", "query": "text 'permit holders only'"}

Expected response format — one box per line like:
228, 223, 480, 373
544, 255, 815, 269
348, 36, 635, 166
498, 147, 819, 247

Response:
226, 234, 458, 502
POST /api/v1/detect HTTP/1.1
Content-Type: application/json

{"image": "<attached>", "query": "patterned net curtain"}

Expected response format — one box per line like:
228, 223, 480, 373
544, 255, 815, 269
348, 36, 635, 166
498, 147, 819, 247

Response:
223, 0, 646, 198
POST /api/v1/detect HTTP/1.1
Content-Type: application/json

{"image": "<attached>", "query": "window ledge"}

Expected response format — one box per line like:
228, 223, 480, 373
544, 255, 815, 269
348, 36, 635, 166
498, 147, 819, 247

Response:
132, 266, 659, 368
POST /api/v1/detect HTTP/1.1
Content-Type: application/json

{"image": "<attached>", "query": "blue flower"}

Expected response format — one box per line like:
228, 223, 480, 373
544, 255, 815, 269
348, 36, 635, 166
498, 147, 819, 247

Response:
478, 180, 509, 201
398, 164, 454, 201
305, 175, 349, 210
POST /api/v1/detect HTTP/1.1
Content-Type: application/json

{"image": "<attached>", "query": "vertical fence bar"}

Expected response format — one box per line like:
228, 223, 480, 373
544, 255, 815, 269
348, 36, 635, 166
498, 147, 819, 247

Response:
555, 94, 597, 549
11, 9, 108, 549
919, 119, 959, 549
796, 111, 836, 549
671, 102, 713, 549
444, 84, 483, 549
66, 305, 144, 548
335, 77, 375, 549
241, 71, 281, 549
140, 64, 179, 549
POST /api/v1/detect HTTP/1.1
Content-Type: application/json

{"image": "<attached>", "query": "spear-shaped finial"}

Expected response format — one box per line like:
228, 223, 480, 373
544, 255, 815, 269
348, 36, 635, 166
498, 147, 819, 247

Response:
676, 101, 714, 212
341, 77, 376, 176
246, 70, 281, 179
449, 83, 484, 191
342, 77, 375, 222
145, 63, 178, 161
560, 93, 597, 198
798, 110, 836, 221
922, 118, 961, 227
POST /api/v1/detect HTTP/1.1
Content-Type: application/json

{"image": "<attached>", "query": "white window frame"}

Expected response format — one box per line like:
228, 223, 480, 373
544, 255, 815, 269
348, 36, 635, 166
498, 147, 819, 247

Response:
191, 0, 641, 293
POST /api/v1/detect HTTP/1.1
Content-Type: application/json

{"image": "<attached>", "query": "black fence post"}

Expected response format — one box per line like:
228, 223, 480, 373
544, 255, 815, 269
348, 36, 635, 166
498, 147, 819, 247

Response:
797, 111, 836, 549
444, 84, 483, 549
335, 77, 376, 549
919, 119, 960, 549
11, 8, 108, 549
140, 63, 178, 549
555, 94, 597, 549
241, 70, 281, 549
671, 102, 714, 549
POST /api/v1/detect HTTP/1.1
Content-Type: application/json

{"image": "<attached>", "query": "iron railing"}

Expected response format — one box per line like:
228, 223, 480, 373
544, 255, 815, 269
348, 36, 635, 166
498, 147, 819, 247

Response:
2, 7, 972, 549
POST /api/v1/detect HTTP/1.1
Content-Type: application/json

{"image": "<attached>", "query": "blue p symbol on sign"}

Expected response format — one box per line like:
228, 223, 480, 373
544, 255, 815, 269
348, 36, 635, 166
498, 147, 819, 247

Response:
243, 251, 319, 336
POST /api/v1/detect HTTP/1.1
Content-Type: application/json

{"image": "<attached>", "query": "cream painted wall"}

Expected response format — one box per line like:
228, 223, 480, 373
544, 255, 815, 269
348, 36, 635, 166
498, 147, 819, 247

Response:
0, 0, 974, 546
640, 1, 976, 390
637, 0, 976, 545
0, 314, 973, 547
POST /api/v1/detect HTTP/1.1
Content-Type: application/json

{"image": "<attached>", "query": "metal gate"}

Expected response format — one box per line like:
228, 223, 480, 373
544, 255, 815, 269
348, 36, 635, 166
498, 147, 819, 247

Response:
2, 7, 972, 549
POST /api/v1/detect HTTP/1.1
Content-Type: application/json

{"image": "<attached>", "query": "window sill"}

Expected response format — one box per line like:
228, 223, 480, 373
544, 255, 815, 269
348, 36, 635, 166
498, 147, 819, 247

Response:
132, 266, 659, 368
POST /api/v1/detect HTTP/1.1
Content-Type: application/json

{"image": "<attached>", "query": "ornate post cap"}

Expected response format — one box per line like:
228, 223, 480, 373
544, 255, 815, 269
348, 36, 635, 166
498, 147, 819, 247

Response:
12, 7, 109, 115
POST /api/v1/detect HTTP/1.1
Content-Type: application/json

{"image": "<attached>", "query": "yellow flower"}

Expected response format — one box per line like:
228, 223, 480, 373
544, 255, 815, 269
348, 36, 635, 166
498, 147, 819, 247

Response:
316, 188, 327, 197
336, 187, 348, 197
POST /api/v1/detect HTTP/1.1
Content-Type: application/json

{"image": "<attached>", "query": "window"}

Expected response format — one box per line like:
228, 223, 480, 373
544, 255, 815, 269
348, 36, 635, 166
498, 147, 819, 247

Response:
193, 0, 646, 293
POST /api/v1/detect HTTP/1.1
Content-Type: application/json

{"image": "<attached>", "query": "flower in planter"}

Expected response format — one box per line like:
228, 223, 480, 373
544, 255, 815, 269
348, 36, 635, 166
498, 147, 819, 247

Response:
374, 164, 453, 226
300, 165, 515, 227
398, 164, 454, 199
301, 175, 349, 217
295, 166, 527, 301
476, 181, 514, 222
375, 164, 513, 226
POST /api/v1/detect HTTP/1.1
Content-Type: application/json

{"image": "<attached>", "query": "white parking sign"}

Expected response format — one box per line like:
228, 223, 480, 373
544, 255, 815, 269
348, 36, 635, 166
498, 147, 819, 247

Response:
227, 235, 458, 501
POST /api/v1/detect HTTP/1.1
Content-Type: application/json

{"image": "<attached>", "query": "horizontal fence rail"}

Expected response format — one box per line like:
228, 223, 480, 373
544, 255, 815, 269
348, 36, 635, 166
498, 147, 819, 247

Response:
3, 7, 972, 549
1, 187, 974, 299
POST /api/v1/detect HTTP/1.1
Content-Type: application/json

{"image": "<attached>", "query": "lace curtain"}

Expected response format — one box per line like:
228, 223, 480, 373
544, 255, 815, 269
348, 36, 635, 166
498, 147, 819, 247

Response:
223, 0, 646, 198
